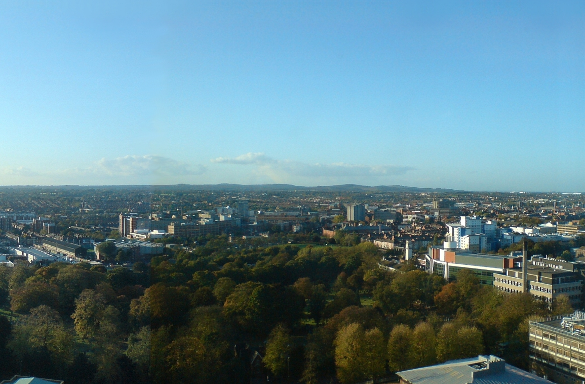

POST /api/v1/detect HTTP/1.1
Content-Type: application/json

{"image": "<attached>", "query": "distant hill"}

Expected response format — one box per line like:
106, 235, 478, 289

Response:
160, 183, 462, 193
0, 184, 462, 192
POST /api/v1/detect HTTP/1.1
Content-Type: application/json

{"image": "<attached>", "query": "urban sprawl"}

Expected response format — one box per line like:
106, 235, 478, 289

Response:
1, 186, 585, 384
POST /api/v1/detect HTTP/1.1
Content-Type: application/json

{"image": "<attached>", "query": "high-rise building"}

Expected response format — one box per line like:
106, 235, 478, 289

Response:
119, 213, 138, 238
237, 200, 249, 219
346, 204, 365, 222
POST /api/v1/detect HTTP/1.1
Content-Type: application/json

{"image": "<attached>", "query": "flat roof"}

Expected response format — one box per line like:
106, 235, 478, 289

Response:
397, 355, 552, 384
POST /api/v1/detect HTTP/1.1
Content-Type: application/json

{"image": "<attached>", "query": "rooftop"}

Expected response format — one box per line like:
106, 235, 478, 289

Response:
397, 355, 552, 384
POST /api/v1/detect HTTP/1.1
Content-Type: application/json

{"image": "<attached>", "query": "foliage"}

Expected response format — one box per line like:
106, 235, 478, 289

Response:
388, 324, 413, 372
263, 324, 293, 377
334, 323, 385, 384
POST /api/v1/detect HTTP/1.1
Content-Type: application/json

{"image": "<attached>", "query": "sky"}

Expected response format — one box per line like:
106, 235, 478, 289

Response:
0, 1, 584, 191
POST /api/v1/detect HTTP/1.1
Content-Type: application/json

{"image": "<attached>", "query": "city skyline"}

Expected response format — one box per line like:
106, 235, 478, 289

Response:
1, 1, 584, 192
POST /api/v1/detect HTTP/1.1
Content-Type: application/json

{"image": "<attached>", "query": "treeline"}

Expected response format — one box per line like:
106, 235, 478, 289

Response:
0, 235, 574, 383
498, 236, 585, 261
0, 262, 149, 383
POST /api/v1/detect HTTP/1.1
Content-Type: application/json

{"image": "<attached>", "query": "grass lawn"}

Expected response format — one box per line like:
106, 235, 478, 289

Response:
360, 295, 374, 307
0, 308, 18, 321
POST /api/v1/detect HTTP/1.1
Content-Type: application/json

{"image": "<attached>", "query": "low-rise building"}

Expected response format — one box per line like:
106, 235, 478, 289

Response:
39, 237, 85, 258
397, 355, 552, 384
494, 256, 585, 307
426, 243, 520, 285
529, 311, 585, 383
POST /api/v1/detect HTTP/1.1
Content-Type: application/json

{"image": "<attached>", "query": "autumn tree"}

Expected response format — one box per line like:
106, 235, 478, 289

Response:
71, 290, 107, 339
409, 322, 436, 368
10, 281, 59, 314
388, 324, 413, 372
334, 323, 385, 384
436, 322, 483, 362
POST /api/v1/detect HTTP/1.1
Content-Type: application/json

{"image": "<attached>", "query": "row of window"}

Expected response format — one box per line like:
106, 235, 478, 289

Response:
495, 277, 522, 286
531, 285, 552, 293
530, 330, 585, 351
531, 350, 585, 375
555, 286, 581, 294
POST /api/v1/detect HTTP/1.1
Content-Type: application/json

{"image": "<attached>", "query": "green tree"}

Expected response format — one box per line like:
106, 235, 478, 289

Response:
324, 288, 360, 318
9, 305, 74, 377
333, 215, 346, 224
96, 241, 117, 261
126, 326, 151, 380
71, 289, 119, 339
308, 284, 328, 325
263, 324, 293, 378
552, 294, 573, 316
559, 250, 575, 262
213, 277, 236, 304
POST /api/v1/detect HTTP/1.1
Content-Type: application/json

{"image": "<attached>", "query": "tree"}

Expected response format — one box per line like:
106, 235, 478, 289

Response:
9, 305, 74, 377
302, 327, 336, 384
558, 250, 575, 262
146, 283, 191, 328
334, 323, 385, 383
409, 322, 436, 368
436, 323, 483, 362
293, 277, 314, 300
71, 290, 106, 339
388, 324, 413, 372
334, 323, 365, 384
10, 281, 59, 314
324, 288, 360, 318
96, 241, 117, 261
308, 284, 328, 325
126, 326, 151, 381
192, 287, 216, 307
333, 215, 346, 224
362, 327, 386, 381
434, 282, 461, 315
552, 294, 573, 316
456, 326, 484, 360
263, 324, 293, 378
213, 277, 236, 304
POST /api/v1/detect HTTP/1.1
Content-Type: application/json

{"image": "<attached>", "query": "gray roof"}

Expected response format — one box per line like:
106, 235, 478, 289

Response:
0, 377, 63, 384
397, 355, 552, 384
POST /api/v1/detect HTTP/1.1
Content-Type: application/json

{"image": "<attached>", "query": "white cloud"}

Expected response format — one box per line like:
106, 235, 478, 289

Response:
94, 155, 206, 177
0, 156, 207, 185
211, 152, 277, 165
210, 153, 414, 184
0, 166, 41, 178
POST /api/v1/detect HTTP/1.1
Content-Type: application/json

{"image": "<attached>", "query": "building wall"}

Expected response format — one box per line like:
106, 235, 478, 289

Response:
347, 204, 366, 222
530, 320, 585, 383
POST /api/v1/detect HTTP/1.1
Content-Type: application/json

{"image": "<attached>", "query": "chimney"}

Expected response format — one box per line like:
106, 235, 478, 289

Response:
522, 240, 528, 293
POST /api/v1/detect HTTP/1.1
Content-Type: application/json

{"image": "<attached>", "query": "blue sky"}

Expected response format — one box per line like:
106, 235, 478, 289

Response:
0, 1, 583, 191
